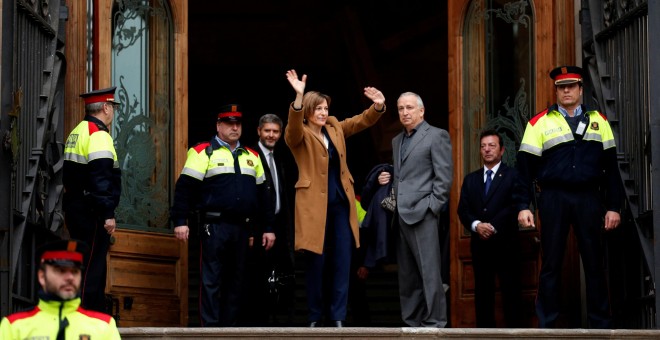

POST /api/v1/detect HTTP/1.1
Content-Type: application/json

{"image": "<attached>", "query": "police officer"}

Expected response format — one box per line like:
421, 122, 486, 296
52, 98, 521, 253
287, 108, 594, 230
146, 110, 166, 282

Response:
63, 86, 122, 314
0, 239, 121, 339
170, 104, 276, 326
515, 66, 623, 328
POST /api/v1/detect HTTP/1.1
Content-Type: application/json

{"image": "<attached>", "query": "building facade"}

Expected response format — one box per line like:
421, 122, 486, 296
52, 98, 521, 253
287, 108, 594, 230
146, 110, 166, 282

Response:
1, 0, 658, 328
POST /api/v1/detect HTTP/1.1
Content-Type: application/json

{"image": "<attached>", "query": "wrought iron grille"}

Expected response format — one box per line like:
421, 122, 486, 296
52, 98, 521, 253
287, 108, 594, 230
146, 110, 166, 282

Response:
582, 0, 654, 328
1, 0, 67, 316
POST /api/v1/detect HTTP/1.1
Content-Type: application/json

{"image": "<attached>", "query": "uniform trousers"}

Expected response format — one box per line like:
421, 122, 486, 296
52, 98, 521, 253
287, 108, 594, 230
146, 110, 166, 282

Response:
305, 200, 352, 323
536, 188, 611, 328
200, 220, 250, 326
65, 202, 112, 314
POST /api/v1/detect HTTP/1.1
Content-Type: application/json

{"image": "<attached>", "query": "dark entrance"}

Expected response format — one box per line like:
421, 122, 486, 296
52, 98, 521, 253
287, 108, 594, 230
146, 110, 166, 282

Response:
187, 1, 448, 327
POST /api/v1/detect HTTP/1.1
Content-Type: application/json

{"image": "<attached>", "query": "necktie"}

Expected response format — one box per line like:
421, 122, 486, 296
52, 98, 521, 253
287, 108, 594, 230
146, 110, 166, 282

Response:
485, 169, 493, 195
268, 152, 280, 214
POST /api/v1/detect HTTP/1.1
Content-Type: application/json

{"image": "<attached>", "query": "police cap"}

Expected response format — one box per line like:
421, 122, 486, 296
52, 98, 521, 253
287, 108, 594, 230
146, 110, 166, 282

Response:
549, 66, 584, 86
80, 86, 120, 105
38, 239, 89, 269
217, 104, 243, 122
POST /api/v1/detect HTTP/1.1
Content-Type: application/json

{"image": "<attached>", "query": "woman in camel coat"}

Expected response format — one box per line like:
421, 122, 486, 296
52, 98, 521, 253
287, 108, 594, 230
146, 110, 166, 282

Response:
284, 69, 385, 327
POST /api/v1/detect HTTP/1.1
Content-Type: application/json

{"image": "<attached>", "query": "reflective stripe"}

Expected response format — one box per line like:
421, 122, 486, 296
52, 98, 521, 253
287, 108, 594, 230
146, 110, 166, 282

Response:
542, 133, 572, 150
88, 150, 115, 161
203, 166, 258, 178
64, 153, 88, 164
255, 172, 265, 185
239, 166, 257, 178
602, 138, 616, 149
583, 131, 603, 143
519, 143, 542, 156
182, 167, 205, 180
205, 166, 236, 177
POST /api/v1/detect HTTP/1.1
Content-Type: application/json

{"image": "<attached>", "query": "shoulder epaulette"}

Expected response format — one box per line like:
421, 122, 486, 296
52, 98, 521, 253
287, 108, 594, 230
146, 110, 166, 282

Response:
529, 108, 549, 126
6, 307, 40, 323
192, 142, 211, 154
87, 121, 104, 134
78, 307, 114, 323
244, 146, 259, 157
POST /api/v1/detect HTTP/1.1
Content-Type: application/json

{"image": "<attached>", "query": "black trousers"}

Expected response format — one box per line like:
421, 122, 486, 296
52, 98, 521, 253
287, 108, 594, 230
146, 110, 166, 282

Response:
536, 188, 611, 328
199, 220, 250, 326
65, 201, 111, 314
238, 212, 295, 326
471, 232, 522, 327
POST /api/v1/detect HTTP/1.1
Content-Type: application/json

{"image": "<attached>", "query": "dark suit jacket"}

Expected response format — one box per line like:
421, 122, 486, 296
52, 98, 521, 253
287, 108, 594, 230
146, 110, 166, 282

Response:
252, 142, 295, 269
457, 162, 523, 327
457, 163, 519, 237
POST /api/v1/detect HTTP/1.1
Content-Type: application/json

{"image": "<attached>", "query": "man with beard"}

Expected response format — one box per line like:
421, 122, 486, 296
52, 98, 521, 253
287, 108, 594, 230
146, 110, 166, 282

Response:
0, 239, 120, 339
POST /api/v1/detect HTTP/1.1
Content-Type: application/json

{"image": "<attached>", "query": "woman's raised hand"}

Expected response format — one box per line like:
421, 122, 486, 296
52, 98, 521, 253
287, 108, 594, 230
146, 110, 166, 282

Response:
286, 69, 307, 95
364, 87, 385, 110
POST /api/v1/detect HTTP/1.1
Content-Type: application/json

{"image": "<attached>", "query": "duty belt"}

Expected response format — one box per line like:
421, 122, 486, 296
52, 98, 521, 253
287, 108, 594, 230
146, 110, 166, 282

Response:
203, 211, 252, 226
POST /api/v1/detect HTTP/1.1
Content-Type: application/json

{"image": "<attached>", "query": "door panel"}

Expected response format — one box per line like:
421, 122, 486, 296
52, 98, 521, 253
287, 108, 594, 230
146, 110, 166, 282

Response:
106, 230, 188, 326
448, 0, 576, 327
64, 0, 189, 326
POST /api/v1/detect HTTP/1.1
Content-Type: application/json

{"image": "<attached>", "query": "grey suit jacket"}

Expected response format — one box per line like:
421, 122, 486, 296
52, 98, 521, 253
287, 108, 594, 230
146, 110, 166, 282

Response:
392, 120, 453, 225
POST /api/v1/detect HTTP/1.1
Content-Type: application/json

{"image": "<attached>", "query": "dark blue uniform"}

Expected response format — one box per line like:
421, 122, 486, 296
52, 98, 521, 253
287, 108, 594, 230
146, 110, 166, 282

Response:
515, 103, 623, 328
171, 137, 273, 326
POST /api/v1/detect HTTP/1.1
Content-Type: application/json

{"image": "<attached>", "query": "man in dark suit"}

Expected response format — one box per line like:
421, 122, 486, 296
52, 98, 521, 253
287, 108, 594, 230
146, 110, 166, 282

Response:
457, 129, 523, 328
380, 92, 452, 327
240, 113, 296, 326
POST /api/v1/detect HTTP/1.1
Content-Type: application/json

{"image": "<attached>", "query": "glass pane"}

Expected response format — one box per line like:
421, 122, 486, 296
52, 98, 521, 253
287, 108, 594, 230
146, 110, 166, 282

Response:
111, 0, 173, 232
463, 0, 534, 172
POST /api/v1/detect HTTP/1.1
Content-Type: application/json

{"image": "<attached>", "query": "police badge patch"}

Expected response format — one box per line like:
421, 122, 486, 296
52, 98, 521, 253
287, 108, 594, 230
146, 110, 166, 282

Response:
247, 160, 254, 166
80, 335, 91, 340
591, 122, 599, 131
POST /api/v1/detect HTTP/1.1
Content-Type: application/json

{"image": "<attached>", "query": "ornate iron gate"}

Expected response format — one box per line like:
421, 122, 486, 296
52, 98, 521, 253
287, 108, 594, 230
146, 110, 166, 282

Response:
0, 0, 67, 316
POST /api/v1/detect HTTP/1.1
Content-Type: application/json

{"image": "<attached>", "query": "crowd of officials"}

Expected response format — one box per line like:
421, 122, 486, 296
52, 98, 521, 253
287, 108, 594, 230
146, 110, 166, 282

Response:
174, 64, 623, 329
0, 64, 625, 337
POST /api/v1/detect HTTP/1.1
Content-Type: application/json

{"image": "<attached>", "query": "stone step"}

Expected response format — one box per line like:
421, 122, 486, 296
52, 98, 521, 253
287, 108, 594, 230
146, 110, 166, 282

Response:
119, 327, 660, 339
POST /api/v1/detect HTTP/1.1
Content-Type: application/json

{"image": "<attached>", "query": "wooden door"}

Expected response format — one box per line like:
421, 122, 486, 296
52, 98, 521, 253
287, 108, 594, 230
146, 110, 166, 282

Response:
448, 0, 577, 327
64, 0, 189, 326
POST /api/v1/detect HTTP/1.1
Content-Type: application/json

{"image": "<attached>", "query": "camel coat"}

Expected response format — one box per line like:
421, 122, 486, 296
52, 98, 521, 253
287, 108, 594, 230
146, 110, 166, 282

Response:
284, 103, 384, 255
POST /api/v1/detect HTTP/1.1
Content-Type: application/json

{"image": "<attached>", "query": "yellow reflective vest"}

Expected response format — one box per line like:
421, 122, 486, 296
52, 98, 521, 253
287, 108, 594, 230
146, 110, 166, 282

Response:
0, 297, 120, 340
63, 115, 121, 219
515, 104, 622, 212
170, 138, 273, 230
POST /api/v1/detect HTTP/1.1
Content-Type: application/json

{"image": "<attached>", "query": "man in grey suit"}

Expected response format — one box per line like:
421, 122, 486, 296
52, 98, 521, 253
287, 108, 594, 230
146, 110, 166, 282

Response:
379, 92, 453, 327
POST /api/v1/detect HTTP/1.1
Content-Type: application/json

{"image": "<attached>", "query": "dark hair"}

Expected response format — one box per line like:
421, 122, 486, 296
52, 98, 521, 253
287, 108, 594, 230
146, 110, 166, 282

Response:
258, 113, 283, 128
479, 128, 502, 146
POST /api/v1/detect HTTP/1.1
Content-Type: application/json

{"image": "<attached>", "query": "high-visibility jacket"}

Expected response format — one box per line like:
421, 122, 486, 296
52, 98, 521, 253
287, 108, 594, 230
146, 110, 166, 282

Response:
515, 104, 622, 212
170, 137, 273, 231
0, 296, 120, 340
355, 198, 366, 227
63, 115, 121, 219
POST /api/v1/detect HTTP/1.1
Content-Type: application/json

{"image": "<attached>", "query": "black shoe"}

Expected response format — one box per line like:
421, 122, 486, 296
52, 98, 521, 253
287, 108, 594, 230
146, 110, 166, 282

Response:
333, 320, 344, 327
309, 321, 321, 327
